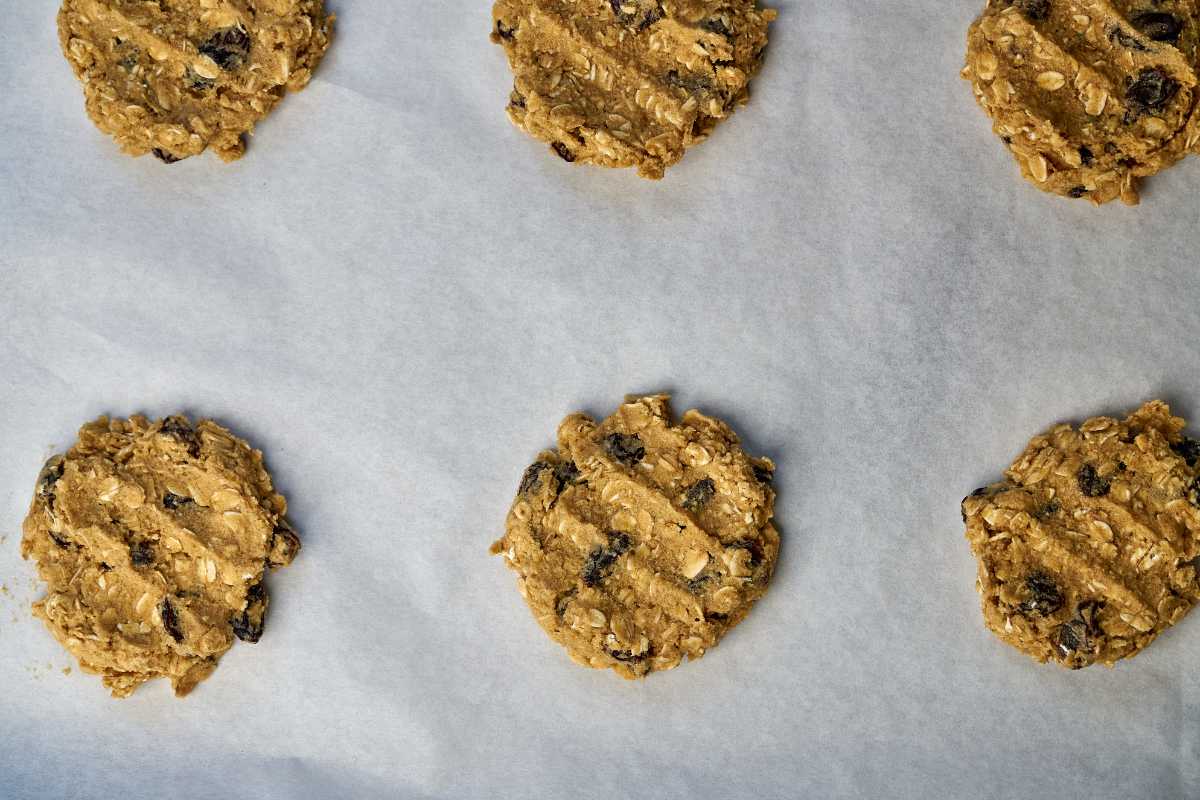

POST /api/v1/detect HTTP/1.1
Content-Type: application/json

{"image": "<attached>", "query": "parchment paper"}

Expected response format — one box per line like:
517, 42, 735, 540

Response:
2, 2, 1198, 798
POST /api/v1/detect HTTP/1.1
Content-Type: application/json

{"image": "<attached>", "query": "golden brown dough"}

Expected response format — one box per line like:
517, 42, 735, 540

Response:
492, 394, 779, 677
962, 1, 1200, 204
962, 401, 1200, 668
21, 414, 300, 697
58, 0, 333, 162
491, 0, 775, 178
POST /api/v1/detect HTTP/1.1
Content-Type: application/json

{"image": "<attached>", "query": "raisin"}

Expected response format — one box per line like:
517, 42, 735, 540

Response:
1015, 0, 1050, 21
199, 26, 251, 71
551, 142, 575, 162
610, 531, 632, 554
1187, 476, 1200, 506
1171, 438, 1200, 467
1077, 464, 1110, 497
581, 531, 633, 587
267, 521, 301, 568
1018, 572, 1064, 616
36, 459, 63, 511
1054, 618, 1086, 656
162, 492, 192, 510
1078, 145, 1094, 165
581, 547, 612, 586
604, 432, 645, 466
1076, 599, 1103, 631
665, 70, 711, 93
609, 0, 624, 15
509, 92, 526, 109
637, 5, 664, 31
49, 532, 72, 549
1036, 500, 1061, 519
705, 611, 729, 622
701, 18, 732, 36
554, 461, 581, 492
607, 647, 648, 663
1054, 600, 1104, 660
1126, 68, 1179, 114
519, 460, 579, 496
160, 598, 184, 642
152, 148, 182, 164
231, 582, 268, 643
518, 462, 549, 494
1068, 186, 1088, 198
160, 416, 192, 437
1131, 12, 1182, 43
682, 478, 716, 512
961, 486, 991, 522
495, 20, 516, 40
36, 460, 63, 497
129, 541, 154, 567
160, 416, 201, 456
1108, 25, 1148, 51
752, 463, 774, 484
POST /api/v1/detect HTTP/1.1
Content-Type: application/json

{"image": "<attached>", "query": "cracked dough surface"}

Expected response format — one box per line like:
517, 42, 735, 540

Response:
491, 0, 775, 178
962, 401, 1200, 669
21, 415, 300, 697
58, 0, 333, 163
963, 0, 1200, 204
491, 394, 779, 678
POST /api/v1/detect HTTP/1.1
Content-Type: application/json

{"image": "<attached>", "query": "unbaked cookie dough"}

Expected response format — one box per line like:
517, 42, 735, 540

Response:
962, 401, 1200, 668
963, 1, 1200, 204
491, 0, 776, 178
58, 0, 333, 163
21, 415, 300, 697
491, 394, 779, 677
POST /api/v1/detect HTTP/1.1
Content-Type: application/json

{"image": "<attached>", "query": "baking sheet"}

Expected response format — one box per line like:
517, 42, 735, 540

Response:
2, 1, 1199, 798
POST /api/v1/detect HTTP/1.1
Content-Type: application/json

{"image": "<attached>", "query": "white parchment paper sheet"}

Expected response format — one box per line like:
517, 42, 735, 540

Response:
1, 2, 1198, 798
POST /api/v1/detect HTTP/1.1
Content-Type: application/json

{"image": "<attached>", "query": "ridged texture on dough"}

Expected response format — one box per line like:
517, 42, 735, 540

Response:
492, 0, 775, 178
963, 0, 1200, 204
21, 415, 299, 697
963, 401, 1200, 668
58, 0, 332, 161
493, 394, 779, 678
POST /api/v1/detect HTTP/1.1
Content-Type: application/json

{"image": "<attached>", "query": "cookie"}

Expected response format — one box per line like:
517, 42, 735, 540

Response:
491, 394, 779, 677
58, 0, 333, 163
962, 401, 1200, 669
491, 0, 776, 178
21, 415, 300, 697
962, 1, 1200, 205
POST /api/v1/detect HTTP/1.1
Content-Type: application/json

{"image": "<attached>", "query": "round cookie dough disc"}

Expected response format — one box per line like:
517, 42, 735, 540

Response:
58, 0, 333, 163
491, 394, 780, 677
491, 0, 776, 178
21, 415, 301, 697
962, 1, 1200, 205
962, 401, 1200, 669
